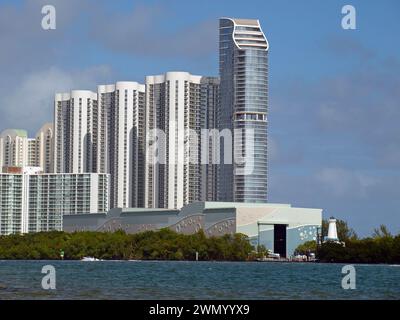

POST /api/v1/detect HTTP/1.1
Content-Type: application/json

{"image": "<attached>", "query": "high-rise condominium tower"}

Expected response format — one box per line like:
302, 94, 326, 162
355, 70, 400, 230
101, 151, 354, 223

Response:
54, 90, 98, 174
97, 82, 146, 208
218, 18, 269, 203
0, 129, 29, 168
0, 125, 54, 173
145, 72, 219, 209
54, 83, 145, 209
200, 76, 220, 202
34, 123, 54, 173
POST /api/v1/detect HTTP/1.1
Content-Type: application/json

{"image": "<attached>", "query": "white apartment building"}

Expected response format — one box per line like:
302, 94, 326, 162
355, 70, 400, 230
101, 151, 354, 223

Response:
35, 123, 54, 173
0, 129, 29, 168
0, 167, 109, 235
54, 83, 146, 209
96, 82, 146, 209
145, 72, 219, 209
54, 90, 98, 174
0, 126, 54, 173
27, 138, 38, 167
200, 77, 220, 202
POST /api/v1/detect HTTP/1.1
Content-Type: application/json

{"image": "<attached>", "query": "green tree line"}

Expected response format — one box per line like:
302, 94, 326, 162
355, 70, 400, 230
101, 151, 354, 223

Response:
0, 229, 253, 261
318, 225, 400, 263
295, 221, 400, 264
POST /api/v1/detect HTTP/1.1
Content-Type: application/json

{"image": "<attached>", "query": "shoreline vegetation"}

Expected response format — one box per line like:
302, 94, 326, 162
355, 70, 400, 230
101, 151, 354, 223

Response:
295, 221, 400, 264
0, 229, 253, 261
0, 221, 398, 264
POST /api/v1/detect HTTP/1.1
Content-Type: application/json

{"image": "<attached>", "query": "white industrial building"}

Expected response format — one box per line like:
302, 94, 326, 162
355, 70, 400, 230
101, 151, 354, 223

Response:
64, 202, 322, 257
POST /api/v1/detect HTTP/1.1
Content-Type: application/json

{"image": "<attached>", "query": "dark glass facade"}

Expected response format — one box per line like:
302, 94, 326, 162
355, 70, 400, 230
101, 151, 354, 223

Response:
218, 18, 269, 203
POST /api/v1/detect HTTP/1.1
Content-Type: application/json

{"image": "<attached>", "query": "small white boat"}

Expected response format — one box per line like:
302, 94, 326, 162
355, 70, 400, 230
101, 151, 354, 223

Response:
81, 257, 102, 261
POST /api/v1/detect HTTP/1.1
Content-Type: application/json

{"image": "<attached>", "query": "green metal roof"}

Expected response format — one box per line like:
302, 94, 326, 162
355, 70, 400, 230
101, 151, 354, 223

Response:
1, 129, 28, 137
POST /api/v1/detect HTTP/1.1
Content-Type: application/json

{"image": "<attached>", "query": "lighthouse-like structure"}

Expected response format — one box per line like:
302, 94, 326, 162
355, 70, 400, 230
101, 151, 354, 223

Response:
324, 217, 343, 245
326, 218, 339, 241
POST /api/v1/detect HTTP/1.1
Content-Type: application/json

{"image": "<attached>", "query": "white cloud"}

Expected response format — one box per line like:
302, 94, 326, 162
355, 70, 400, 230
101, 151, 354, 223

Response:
0, 65, 112, 135
89, 4, 217, 58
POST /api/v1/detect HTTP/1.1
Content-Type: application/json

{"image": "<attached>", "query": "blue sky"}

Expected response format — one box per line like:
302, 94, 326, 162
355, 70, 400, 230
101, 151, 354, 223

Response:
0, 0, 399, 236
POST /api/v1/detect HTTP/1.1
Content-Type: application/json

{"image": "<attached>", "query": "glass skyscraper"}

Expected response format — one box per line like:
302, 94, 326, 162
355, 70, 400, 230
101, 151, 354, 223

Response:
218, 18, 269, 202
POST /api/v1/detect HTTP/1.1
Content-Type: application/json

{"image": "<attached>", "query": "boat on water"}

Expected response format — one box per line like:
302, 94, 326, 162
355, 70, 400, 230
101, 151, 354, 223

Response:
256, 251, 284, 262
256, 257, 284, 262
81, 257, 102, 261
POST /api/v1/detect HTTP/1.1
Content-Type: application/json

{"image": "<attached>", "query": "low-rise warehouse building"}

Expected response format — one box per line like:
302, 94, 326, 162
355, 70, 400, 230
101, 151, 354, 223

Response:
64, 202, 322, 257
